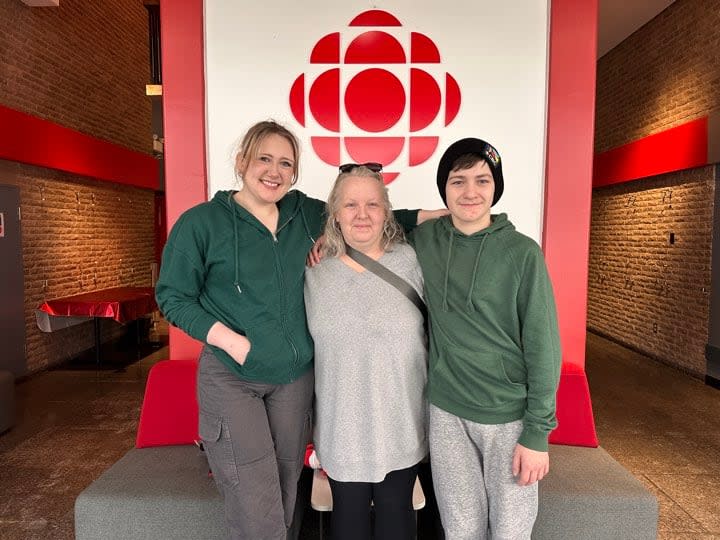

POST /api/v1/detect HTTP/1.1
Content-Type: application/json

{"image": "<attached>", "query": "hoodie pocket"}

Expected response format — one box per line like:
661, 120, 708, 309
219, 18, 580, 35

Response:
433, 344, 526, 408
241, 319, 295, 380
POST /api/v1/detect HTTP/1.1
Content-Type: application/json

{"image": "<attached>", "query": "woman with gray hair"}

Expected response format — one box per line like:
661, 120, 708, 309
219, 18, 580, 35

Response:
304, 164, 428, 540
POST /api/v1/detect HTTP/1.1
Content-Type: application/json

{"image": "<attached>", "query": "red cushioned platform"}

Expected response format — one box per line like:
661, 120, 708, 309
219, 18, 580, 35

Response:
135, 359, 200, 448
549, 363, 598, 447
135, 359, 598, 449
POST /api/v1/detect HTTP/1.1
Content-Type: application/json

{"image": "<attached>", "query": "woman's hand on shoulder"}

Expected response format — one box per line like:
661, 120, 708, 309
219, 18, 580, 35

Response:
306, 235, 326, 267
206, 322, 252, 365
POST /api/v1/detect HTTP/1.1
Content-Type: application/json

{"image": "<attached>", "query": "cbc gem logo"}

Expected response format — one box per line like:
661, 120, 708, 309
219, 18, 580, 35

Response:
288, 9, 461, 184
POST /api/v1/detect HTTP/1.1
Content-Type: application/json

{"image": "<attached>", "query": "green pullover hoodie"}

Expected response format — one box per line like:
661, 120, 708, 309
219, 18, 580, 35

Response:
412, 214, 561, 451
156, 189, 418, 385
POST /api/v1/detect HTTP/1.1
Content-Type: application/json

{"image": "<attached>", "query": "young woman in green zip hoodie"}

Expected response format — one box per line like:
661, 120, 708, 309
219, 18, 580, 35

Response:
411, 138, 561, 540
155, 121, 437, 539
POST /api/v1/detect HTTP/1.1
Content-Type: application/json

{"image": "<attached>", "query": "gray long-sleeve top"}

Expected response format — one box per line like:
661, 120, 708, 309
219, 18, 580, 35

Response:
304, 243, 428, 482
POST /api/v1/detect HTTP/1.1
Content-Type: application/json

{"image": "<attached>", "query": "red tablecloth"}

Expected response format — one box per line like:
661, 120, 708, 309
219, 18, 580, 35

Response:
38, 287, 157, 323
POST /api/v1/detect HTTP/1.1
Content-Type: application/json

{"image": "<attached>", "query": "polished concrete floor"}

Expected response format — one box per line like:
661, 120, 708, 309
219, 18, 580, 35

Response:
585, 333, 720, 540
0, 332, 718, 539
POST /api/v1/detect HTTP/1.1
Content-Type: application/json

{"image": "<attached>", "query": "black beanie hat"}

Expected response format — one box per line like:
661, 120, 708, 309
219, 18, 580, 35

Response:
436, 138, 504, 207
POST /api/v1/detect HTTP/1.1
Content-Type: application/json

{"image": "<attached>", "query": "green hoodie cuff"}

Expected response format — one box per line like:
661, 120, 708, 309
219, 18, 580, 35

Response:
190, 313, 219, 345
393, 209, 419, 233
517, 426, 549, 452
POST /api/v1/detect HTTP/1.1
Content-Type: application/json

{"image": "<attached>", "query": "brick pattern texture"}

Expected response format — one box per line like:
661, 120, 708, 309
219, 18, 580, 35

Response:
595, 0, 720, 153
588, 168, 714, 377
0, 0, 151, 154
1, 160, 156, 373
592, 0, 718, 376
0, 0, 155, 373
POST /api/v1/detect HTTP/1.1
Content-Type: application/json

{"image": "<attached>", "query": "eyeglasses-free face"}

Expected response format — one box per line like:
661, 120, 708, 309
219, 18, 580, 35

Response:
338, 162, 383, 173
334, 175, 387, 254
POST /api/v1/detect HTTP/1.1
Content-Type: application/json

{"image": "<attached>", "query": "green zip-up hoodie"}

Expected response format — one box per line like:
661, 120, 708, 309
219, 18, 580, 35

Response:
156, 189, 418, 385
412, 214, 561, 451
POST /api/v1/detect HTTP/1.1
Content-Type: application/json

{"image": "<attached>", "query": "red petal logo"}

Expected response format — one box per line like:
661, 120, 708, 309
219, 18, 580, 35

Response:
289, 10, 462, 183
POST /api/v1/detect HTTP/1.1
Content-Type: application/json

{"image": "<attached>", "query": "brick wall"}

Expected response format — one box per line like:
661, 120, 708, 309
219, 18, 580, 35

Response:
0, 0, 151, 153
591, 0, 718, 376
0, 0, 156, 373
588, 168, 714, 377
0, 160, 156, 373
595, 0, 720, 153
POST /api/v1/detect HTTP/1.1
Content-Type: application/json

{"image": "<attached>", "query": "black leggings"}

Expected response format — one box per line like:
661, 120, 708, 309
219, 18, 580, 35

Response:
327, 463, 420, 540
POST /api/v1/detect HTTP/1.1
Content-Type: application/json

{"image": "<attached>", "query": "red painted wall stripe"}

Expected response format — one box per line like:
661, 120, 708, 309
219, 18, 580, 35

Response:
593, 117, 708, 188
0, 105, 158, 190
160, 0, 207, 360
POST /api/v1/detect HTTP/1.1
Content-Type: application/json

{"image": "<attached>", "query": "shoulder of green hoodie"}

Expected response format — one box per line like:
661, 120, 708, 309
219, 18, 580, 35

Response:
155, 189, 326, 343
412, 214, 561, 452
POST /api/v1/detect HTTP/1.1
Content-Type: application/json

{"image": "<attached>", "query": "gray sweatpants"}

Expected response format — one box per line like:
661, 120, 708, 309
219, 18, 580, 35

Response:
197, 347, 314, 540
429, 405, 538, 540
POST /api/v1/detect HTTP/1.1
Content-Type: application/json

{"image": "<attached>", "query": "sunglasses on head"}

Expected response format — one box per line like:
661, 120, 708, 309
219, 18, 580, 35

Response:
338, 162, 383, 173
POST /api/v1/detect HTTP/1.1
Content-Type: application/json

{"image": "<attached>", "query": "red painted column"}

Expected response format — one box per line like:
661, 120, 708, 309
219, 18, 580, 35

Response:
544, 0, 597, 370
160, 0, 206, 360
544, 0, 599, 446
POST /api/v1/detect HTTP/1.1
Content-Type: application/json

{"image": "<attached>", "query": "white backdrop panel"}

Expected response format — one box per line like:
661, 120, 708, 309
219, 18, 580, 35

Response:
205, 1, 549, 241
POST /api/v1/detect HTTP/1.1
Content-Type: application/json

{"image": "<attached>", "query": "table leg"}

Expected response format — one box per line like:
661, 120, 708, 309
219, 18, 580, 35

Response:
94, 317, 101, 366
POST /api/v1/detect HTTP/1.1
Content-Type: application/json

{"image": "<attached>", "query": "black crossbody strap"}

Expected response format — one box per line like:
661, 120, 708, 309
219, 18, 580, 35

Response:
345, 245, 428, 324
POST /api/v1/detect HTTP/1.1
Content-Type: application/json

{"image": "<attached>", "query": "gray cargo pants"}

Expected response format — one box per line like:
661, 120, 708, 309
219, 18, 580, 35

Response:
197, 347, 314, 540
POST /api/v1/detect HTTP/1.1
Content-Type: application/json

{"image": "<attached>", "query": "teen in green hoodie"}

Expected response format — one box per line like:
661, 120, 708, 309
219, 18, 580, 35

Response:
156, 121, 438, 539
412, 138, 561, 539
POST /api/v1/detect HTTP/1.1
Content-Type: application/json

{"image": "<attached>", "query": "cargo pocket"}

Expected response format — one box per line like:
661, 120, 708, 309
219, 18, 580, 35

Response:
198, 411, 222, 443
198, 411, 240, 488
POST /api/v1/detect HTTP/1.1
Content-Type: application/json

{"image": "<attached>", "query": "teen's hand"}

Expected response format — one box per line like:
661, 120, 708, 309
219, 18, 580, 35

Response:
206, 322, 252, 365
307, 235, 326, 267
417, 208, 450, 224
512, 444, 549, 486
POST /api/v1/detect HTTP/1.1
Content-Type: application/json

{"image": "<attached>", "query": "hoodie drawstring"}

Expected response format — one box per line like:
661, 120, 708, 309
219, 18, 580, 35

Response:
230, 193, 242, 295
300, 206, 316, 244
466, 234, 488, 311
442, 231, 454, 312
442, 229, 489, 312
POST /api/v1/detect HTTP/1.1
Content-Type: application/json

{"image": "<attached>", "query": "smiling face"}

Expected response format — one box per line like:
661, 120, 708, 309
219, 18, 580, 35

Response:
334, 175, 387, 254
236, 133, 296, 207
445, 159, 495, 235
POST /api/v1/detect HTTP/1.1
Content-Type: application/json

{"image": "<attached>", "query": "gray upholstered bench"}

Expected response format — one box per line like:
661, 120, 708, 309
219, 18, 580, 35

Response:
75, 445, 227, 540
0, 370, 15, 433
75, 444, 657, 539
534, 445, 658, 539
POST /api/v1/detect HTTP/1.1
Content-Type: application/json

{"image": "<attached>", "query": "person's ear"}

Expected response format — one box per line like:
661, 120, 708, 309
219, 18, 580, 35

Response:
235, 153, 247, 178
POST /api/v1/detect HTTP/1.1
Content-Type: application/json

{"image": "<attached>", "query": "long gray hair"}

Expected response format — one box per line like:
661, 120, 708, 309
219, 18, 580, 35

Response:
322, 165, 405, 257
